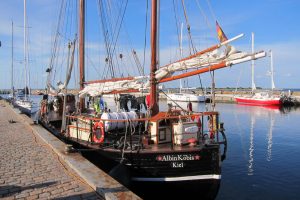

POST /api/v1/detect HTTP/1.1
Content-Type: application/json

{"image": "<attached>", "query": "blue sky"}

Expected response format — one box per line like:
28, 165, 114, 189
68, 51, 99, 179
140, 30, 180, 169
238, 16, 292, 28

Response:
0, 0, 299, 90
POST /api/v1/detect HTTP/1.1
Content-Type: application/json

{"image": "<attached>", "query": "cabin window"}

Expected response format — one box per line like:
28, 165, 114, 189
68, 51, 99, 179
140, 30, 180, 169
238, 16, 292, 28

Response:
159, 128, 167, 141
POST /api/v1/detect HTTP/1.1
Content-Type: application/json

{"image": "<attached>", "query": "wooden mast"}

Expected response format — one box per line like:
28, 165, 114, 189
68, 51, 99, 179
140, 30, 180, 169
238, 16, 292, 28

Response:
150, 0, 159, 116
79, 0, 85, 110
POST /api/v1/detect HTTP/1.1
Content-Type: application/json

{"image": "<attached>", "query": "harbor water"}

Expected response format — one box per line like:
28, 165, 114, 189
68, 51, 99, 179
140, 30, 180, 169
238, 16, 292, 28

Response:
168, 101, 300, 200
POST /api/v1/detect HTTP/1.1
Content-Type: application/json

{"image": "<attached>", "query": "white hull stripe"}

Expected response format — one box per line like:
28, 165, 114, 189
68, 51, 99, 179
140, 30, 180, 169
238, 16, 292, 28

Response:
131, 174, 221, 182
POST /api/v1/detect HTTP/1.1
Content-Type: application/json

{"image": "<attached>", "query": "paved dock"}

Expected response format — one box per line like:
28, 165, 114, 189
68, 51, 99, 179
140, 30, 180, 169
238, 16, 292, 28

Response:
0, 101, 103, 199
0, 99, 141, 200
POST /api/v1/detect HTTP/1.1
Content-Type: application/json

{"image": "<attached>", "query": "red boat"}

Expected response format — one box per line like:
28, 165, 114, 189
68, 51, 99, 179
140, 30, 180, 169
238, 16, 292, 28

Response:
235, 92, 282, 106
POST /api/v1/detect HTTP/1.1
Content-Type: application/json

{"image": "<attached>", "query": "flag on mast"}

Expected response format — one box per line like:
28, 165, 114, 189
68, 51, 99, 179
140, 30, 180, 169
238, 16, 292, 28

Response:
216, 21, 228, 43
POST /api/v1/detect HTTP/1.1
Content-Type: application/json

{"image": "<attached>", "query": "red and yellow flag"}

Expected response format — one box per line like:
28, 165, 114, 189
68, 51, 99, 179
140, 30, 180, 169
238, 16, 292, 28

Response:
216, 21, 228, 43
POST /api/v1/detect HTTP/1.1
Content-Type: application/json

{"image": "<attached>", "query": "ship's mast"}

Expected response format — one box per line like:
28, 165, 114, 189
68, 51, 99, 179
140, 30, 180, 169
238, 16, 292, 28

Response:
79, 0, 85, 110
150, 0, 159, 116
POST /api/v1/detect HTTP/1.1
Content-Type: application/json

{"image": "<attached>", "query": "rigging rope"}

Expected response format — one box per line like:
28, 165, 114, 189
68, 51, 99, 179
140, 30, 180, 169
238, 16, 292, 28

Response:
181, 0, 197, 54
95, 0, 143, 83
195, 0, 215, 40
205, 0, 217, 22
48, 0, 78, 92
172, 0, 182, 58
109, 0, 129, 77
48, 0, 66, 88
99, 0, 128, 78
98, 0, 115, 78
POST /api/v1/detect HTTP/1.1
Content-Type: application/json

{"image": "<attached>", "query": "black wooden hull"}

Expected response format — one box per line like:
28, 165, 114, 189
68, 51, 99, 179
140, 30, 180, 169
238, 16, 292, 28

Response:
91, 143, 221, 182
130, 148, 220, 182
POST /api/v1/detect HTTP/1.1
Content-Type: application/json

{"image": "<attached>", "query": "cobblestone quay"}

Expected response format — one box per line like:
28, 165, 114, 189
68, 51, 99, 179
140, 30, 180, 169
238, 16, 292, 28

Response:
0, 101, 102, 200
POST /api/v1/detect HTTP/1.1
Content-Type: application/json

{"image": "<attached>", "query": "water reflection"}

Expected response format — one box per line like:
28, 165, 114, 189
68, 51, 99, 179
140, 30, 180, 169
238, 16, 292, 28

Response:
267, 113, 274, 162
248, 115, 255, 175
235, 104, 283, 177
246, 106, 278, 174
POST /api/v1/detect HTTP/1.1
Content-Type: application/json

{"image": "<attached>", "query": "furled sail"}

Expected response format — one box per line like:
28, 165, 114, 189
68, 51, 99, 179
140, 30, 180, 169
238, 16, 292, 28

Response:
79, 34, 266, 97
155, 45, 245, 80
79, 76, 149, 97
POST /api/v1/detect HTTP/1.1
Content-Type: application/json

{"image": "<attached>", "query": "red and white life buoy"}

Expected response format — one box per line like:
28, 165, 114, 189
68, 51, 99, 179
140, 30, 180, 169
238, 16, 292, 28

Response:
93, 121, 105, 143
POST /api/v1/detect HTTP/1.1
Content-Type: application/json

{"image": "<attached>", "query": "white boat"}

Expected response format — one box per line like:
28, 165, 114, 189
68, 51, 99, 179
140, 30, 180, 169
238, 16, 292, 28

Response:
168, 92, 206, 102
14, 99, 34, 114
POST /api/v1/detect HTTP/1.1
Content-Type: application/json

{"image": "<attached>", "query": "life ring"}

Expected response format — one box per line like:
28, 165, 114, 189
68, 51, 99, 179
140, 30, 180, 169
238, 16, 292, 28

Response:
93, 121, 105, 143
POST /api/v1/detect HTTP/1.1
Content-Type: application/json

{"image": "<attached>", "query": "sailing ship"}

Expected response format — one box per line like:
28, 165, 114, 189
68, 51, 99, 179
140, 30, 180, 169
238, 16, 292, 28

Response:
14, 0, 35, 115
40, 0, 266, 197
235, 33, 282, 106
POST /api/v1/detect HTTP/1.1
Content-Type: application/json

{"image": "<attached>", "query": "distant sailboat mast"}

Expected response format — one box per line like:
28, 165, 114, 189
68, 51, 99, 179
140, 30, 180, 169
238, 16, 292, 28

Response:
11, 21, 14, 98
251, 32, 256, 92
269, 50, 276, 90
24, 0, 26, 99
24, 0, 29, 99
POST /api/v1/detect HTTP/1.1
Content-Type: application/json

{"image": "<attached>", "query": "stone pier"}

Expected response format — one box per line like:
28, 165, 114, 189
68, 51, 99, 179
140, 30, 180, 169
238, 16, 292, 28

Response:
0, 100, 103, 199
